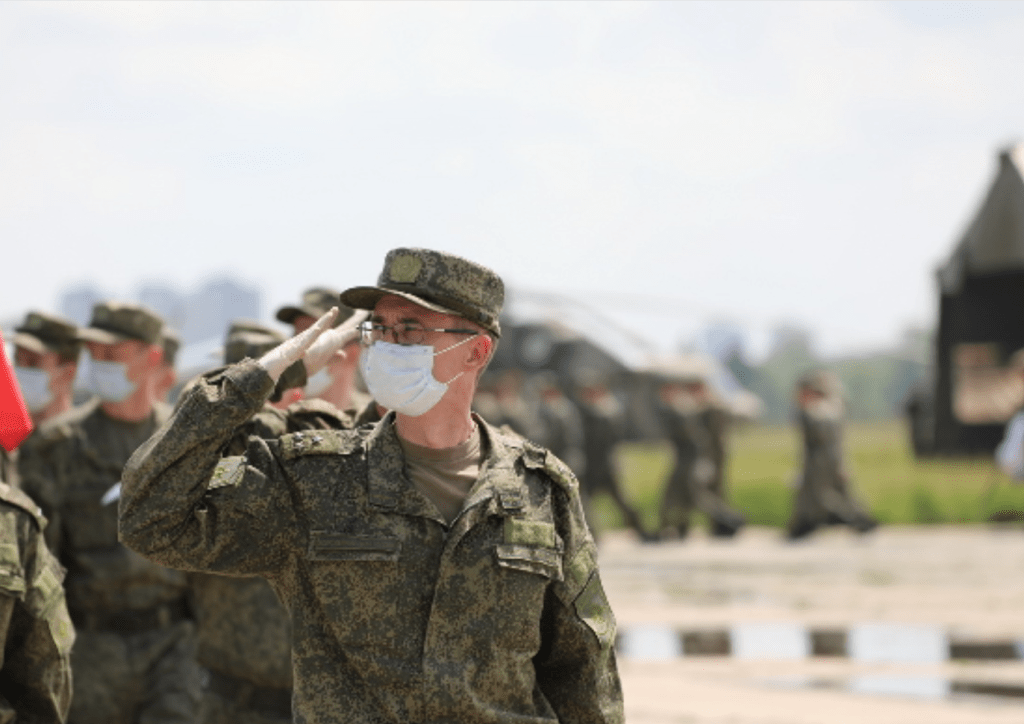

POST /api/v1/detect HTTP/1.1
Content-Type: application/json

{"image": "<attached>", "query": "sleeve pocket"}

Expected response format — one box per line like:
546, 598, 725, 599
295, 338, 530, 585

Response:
495, 543, 563, 581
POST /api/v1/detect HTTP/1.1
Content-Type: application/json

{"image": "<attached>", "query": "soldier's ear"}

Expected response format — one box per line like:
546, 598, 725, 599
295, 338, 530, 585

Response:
468, 336, 493, 368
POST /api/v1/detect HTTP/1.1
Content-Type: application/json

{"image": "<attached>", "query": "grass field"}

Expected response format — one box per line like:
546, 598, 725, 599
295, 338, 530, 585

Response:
592, 418, 1024, 532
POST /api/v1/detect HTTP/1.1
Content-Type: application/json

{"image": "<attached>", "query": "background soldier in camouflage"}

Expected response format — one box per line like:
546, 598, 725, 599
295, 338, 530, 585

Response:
154, 328, 180, 403
0, 475, 74, 723
10, 311, 84, 492
121, 248, 624, 724
19, 302, 201, 724
574, 372, 651, 541
656, 375, 746, 540
531, 370, 586, 478
787, 370, 878, 540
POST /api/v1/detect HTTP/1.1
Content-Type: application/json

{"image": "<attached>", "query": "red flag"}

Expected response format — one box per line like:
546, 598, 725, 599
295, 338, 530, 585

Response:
0, 331, 33, 452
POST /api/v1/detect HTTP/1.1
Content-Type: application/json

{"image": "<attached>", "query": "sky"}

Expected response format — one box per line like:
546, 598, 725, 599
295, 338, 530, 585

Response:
3, 0, 1023, 361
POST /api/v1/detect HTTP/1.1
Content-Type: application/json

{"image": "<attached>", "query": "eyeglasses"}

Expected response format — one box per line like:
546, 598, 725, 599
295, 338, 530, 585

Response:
358, 321, 479, 347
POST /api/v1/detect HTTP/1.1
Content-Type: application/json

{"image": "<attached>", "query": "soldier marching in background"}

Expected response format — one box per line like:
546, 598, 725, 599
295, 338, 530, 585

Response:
787, 370, 878, 540
656, 375, 746, 540
19, 302, 201, 724
574, 371, 652, 541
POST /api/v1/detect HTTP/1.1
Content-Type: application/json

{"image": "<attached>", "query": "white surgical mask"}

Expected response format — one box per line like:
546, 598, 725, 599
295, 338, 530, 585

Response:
89, 360, 137, 402
14, 366, 52, 412
304, 368, 333, 397
359, 337, 475, 417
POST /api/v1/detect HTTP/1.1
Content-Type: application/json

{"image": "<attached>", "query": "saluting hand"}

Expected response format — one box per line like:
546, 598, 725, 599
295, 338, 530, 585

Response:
302, 309, 369, 377
258, 307, 340, 383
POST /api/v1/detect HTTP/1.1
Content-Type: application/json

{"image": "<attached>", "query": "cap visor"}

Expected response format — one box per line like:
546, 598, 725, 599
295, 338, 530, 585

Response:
340, 286, 462, 318
275, 306, 303, 324
12, 332, 48, 355
77, 327, 133, 345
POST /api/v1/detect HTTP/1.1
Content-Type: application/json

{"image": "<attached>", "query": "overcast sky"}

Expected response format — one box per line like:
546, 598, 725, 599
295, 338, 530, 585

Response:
3, 1, 1022, 359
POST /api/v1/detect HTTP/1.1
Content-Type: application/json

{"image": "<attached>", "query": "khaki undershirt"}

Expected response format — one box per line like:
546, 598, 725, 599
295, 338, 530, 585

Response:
398, 423, 484, 524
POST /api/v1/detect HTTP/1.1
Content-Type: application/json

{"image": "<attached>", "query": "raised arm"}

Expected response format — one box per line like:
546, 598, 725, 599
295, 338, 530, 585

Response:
119, 309, 349, 575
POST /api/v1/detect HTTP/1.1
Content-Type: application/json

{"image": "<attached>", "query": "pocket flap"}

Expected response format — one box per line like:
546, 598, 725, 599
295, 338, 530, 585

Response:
307, 531, 401, 562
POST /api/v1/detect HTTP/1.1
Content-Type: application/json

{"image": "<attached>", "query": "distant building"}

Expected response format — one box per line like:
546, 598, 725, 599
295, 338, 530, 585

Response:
922, 146, 1024, 455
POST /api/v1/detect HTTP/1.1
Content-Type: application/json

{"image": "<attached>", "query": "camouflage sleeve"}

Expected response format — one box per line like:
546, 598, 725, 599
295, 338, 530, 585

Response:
17, 435, 63, 556
532, 457, 625, 723
119, 359, 301, 577
0, 512, 74, 723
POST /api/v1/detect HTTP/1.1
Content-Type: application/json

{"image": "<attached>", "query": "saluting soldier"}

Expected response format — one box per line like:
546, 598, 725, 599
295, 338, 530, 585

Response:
19, 302, 201, 724
0, 474, 75, 723
120, 248, 624, 724
787, 371, 877, 540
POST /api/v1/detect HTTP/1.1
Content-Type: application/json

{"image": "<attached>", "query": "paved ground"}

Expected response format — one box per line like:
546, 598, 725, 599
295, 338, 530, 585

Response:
600, 524, 1024, 723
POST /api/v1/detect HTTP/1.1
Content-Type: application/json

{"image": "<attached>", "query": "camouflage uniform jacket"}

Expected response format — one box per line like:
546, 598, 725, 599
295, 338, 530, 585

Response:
120, 360, 624, 724
192, 396, 353, 689
0, 480, 74, 722
19, 399, 189, 615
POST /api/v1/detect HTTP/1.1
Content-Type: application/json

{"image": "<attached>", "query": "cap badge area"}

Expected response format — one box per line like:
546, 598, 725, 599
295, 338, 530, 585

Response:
389, 255, 422, 284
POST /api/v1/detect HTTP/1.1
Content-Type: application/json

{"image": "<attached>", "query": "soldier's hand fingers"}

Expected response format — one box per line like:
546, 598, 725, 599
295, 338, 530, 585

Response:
259, 308, 339, 383
303, 311, 369, 375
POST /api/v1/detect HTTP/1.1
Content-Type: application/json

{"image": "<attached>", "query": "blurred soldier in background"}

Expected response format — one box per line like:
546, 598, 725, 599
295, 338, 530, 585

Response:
10, 312, 83, 492
492, 368, 545, 442
574, 371, 651, 541
531, 370, 585, 477
787, 370, 878, 540
0, 473, 74, 722
657, 375, 746, 540
154, 328, 181, 403
19, 302, 201, 724
277, 287, 374, 417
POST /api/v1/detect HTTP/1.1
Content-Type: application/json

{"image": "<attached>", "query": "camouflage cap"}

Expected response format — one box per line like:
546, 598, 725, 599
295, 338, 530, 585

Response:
276, 287, 354, 328
160, 328, 181, 367
340, 248, 504, 337
78, 302, 164, 346
13, 310, 82, 359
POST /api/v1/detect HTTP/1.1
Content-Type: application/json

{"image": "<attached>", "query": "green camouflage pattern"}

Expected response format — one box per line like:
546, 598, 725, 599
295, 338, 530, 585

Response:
77, 301, 164, 346
17, 399, 200, 723
341, 247, 505, 337
120, 359, 624, 724
0, 480, 74, 723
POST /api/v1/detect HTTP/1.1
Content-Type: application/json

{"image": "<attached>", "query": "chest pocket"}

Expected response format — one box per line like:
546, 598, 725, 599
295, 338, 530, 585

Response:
494, 518, 563, 582
307, 531, 401, 562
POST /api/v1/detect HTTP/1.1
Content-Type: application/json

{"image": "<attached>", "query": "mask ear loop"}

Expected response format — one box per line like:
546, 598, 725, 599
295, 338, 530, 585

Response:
432, 333, 480, 385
